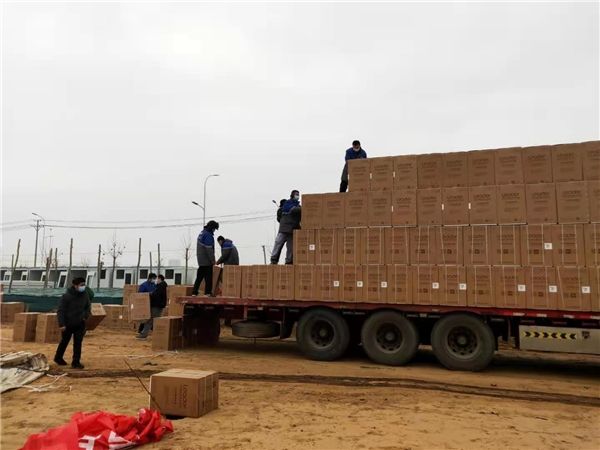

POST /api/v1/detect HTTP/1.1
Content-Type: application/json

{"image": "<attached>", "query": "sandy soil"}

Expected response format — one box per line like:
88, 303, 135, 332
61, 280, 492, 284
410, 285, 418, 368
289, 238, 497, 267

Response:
1, 324, 599, 450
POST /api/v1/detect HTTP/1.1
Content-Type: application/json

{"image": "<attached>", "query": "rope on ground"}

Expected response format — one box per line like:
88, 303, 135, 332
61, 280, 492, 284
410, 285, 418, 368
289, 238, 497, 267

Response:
102, 351, 179, 360
23, 373, 71, 393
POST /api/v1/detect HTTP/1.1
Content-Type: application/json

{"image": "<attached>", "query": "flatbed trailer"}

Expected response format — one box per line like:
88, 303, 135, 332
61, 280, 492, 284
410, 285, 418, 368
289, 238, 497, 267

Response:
175, 296, 600, 371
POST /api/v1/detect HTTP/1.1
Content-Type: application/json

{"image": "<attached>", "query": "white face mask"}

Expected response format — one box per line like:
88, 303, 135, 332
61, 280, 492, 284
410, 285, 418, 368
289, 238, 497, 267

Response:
294, 195, 300, 201
77, 285, 86, 293
150, 279, 157, 284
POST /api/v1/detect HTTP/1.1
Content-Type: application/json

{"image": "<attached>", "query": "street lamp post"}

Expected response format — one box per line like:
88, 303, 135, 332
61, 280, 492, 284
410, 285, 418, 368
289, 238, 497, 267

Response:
32, 212, 45, 267
203, 174, 219, 225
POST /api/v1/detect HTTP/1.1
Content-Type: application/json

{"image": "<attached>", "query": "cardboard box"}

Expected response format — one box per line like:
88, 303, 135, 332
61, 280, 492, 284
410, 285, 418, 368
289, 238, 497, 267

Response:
412, 266, 440, 305
344, 192, 369, 228
520, 224, 554, 266
322, 193, 345, 228
337, 228, 363, 265
496, 184, 526, 224
491, 225, 521, 266
417, 188, 442, 225
102, 305, 130, 329
525, 267, 558, 310
86, 303, 106, 331
556, 267, 592, 311
582, 141, 600, 181
439, 266, 467, 306
468, 150, 495, 186
442, 187, 469, 225
391, 189, 417, 226
590, 267, 600, 312
167, 302, 185, 317
254, 265, 273, 300
1, 302, 25, 324
442, 152, 468, 187
167, 285, 193, 303
494, 267, 527, 309
315, 265, 341, 302
469, 186, 497, 225
301, 194, 324, 229
495, 147, 524, 184
129, 294, 151, 321
409, 226, 438, 265
198, 266, 222, 297
370, 157, 394, 191
340, 265, 364, 303
466, 266, 495, 308
393, 155, 418, 189
348, 158, 370, 191
150, 369, 218, 418
389, 227, 411, 265
272, 265, 294, 301
556, 181, 590, 223
315, 229, 338, 265
222, 266, 242, 298
363, 228, 391, 265
294, 265, 317, 301
589, 181, 600, 223
123, 284, 138, 305
464, 225, 493, 265
584, 223, 600, 267
35, 313, 61, 344
13, 312, 39, 342
152, 317, 183, 351
241, 266, 255, 298
522, 145, 553, 184
552, 144, 583, 182
293, 229, 316, 265
417, 153, 443, 188
363, 265, 388, 303
368, 191, 392, 226
387, 265, 412, 304
525, 183, 557, 224
551, 224, 586, 267
436, 226, 463, 265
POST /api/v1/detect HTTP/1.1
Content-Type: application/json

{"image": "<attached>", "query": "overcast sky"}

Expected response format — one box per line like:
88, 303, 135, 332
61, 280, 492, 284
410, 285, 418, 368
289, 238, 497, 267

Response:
1, 1, 598, 268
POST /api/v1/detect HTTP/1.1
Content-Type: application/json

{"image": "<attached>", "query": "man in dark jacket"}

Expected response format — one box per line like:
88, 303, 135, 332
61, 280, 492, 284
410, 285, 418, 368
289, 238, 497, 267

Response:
192, 220, 219, 296
271, 190, 301, 264
54, 277, 91, 369
340, 140, 367, 192
137, 274, 168, 339
216, 236, 240, 265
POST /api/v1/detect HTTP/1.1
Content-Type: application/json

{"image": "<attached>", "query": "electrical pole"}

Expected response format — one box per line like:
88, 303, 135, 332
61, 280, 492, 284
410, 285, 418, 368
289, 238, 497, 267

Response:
149, 251, 153, 274
262, 245, 267, 264
96, 244, 102, 292
53, 247, 58, 288
157, 243, 161, 276
44, 248, 53, 289
136, 238, 142, 284
8, 239, 20, 293
184, 247, 189, 284
66, 238, 73, 288
33, 220, 41, 267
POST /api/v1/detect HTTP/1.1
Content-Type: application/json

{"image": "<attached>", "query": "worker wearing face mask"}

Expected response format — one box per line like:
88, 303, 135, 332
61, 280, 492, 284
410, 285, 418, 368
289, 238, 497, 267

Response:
340, 139, 367, 192
138, 273, 158, 294
271, 190, 302, 265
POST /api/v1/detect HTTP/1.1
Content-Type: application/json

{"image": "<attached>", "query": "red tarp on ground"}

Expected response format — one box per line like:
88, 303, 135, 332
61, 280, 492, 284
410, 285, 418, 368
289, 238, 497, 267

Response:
20, 408, 173, 450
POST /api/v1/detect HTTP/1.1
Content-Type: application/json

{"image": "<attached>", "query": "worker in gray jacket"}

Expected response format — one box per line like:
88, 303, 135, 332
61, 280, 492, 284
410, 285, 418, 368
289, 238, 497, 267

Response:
271, 190, 302, 264
192, 220, 219, 296
216, 236, 240, 265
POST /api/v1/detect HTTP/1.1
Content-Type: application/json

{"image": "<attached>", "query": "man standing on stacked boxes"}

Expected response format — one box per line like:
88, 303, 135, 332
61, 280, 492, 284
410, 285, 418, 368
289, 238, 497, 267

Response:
270, 190, 302, 265
339, 139, 367, 192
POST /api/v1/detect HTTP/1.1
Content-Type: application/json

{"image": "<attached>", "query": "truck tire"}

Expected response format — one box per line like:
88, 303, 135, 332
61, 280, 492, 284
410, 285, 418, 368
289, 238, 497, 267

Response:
431, 314, 495, 371
361, 311, 419, 366
297, 308, 350, 361
232, 320, 280, 338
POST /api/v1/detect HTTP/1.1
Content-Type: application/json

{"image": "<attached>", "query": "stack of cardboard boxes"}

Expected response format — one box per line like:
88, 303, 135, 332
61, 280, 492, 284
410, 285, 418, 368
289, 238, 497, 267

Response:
223, 141, 599, 312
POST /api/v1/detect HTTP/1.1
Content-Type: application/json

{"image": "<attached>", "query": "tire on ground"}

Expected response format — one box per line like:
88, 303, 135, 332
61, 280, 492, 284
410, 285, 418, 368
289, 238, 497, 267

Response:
232, 320, 280, 338
361, 311, 419, 366
296, 308, 350, 361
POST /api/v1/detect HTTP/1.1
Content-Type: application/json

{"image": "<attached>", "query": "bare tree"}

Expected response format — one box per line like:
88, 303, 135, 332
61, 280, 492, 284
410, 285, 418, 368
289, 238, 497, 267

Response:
66, 238, 73, 287
181, 233, 192, 284
103, 233, 125, 289
80, 256, 90, 267
157, 243, 161, 276
8, 239, 20, 293
96, 244, 102, 291
44, 248, 53, 289
135, 238, 142, 284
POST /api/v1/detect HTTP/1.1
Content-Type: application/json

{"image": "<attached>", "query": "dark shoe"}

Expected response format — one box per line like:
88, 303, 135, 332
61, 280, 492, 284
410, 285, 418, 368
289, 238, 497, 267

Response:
135, 334, 147, 339
71, 362, 85, 369
54, 357, 67, 366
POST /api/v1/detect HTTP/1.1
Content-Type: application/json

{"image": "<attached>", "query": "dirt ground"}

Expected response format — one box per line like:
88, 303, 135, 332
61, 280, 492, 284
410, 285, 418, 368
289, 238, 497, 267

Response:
1, 324, 599, 450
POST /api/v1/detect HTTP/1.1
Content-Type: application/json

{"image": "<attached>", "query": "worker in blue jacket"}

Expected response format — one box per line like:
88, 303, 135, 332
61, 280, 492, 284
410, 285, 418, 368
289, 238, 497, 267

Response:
271, 190, 301, 264
138, 273, 157, 293
192, 220, 219, 296
340, 140, 367, 192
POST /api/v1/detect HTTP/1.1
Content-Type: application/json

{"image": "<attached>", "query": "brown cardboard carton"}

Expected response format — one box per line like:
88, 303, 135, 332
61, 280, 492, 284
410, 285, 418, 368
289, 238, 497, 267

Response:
556, 181, 590, 223
464, 226, 493, 265
520, 224, 554, 266
417, 188, 442, 225
102, 305, 130, 329
167, 285, 193, 303
123, 284, 138, 306
442, 152, 468, 187
293, 229, 316, 265
389, 227, 411, 265
468, 150, 495, 186
13, 312, 39, 342
582, 141, 600, 181
301, 194, 324, 229
409, 226, 438, 265
496, 184, 526, 224
363, 265, 388, 303
271, 265, 294, 300
370, 157, 394, 191
417, 153, 443, 189
315, 265, 341, 302
556, 267, 592, 311
86, 303, 106, 331
150, 369, 218, 418
494, 267, 527, 309
393, 155, 418, 189
387, 265, 412, 304
439, 266, 467, 306
294, 265, 317, 301
222, 266, 242, 298
1, 302, 25, 324
525, 267, 558, 310
584, 223, 600, 267
491, 225, 521, 266
35, 313, 61, 344
589, 181, 600, 223
412, 266, 440, 305
552, 144, 583, 182
522, 145, 553, 184
344, 192, 369, 227
167, 302, 185, 317
552, 224, 586, 267
590, 267, 600, 312
129, 294, 151, 321
322, 193, 345, 228
391, 189, 417, 226
254, 265, 273, 300
437, 226, 464, 265
199, 266, 222, 296
336, 228, 363, 265
315, 229, 338, 265
348, 158, 370, 191
525, 183, 557, 224
494, 148, 524, 184
469, 186, 497, 225
368, 191, 392, 226
152, 316, 183, 351
340, 265, 364, 303
363, 228, 391, 265
466, 266, 495, 307
442, 187, 469, 225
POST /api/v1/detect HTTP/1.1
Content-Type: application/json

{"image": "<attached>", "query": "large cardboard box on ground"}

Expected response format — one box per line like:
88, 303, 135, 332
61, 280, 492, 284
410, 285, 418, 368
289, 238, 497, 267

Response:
491, 225, 521, 266
496, 185, 526, 224
337, 228, 363, 265
556, 181, 590, 223
370, 157, 394, 191
272, 265, 294, 300
391, 189, 417, 226
469, 186, 497, 225
584, 224, 600, 267
129, 293, 151, 321
520, 224, 554, 266
552, 224, 586, 267
363, 265, 388, 303
387, 265, 412, 304
412, 265, 440, 305
368, 191, 392, 226
35, 313, 61, 344
254, 265, 273, 300
464, 226, 493, 265
294, 265, 317, 301
348, 159, 370, 191
494, 267, 527, 309
13, 312, 39, 342
152, 317, 183, 351
123, 284, 138, 305
167, 285, 193, 303
582, 141, 600, 181
389, 227, 411, 265
315, 229, 337, 265
417, 188, 442, 225
293, 229, 316, 265
393, 155, 418, 189
436, 226, 464, 265
439, 266, 467, 306
102, 305, 130, 329
468, 150, 495, 186
322, 193, 345, 228
525, 183, 557, 224
340, 265, 364, 303
410, 226, 438, 265
556, 267, 592, 311
222, 266, 242, 298
522, 145, 553, 184
315, 265, 341, 302
495, 148, 523, 184
150, 369, 218, 418
301, 194, 324, 229
418, 154, 443, 189
363, 228, 391, 265
466, 266, 494, 307
442, 187, 469, 225
1, 302, 25, 324
344, 192, 369, 227
589, 181, 600, 223
86, 303, 106, 331
442, 152, 468, 187
552, 144, 583, 182
525, 267, 558, 310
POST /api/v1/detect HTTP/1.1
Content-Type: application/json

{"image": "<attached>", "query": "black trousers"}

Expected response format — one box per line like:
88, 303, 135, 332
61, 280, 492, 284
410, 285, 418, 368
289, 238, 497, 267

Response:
55, 322, 86, 364
339, 180, 348, 192
193, 266, 214, 295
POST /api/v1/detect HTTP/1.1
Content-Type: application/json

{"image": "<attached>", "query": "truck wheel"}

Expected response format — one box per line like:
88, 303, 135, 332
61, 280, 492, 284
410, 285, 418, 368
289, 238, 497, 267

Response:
297, 308, 350, 361
431, 314, 495, 371
361, 311, 419, 366
232, 320, 280, 338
